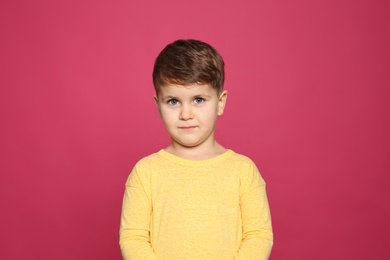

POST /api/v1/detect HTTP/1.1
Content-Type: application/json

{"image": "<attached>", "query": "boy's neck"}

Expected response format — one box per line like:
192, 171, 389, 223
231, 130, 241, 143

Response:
165, 141, 227, 161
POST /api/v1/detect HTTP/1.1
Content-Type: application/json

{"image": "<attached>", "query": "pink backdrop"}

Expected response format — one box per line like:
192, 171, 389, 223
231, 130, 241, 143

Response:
1, 0, 389, 259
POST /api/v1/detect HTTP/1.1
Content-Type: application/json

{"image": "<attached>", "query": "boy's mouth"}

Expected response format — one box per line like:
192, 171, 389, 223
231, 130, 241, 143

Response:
179, 126, 197, 130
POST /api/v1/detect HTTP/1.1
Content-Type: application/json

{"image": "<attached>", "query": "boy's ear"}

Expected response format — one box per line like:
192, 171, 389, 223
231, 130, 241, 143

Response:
217, 90, 228, 116
154, 95, 161, 115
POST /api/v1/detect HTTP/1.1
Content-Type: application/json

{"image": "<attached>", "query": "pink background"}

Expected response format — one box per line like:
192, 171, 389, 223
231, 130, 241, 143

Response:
1, 0, 389, 259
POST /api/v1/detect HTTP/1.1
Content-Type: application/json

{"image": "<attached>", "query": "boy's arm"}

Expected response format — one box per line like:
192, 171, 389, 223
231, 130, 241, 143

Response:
235, 161, 273, 260
119, 165, 157, 260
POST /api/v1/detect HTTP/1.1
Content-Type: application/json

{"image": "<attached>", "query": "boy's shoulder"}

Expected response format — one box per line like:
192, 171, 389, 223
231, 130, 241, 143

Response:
218, 150, 258, 167
228, 151, 255, 163
132, 150, 163, 168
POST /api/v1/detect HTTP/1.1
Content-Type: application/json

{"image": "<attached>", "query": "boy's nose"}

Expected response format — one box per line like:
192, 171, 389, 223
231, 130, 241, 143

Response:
179, 106, 193, 120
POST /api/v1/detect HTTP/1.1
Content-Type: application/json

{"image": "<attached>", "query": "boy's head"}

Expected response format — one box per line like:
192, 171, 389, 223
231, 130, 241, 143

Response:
153, 39, 225, 94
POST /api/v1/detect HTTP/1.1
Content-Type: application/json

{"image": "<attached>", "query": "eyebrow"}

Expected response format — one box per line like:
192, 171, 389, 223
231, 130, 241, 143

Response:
194, 94, 212, 98
160, 95, 177, 101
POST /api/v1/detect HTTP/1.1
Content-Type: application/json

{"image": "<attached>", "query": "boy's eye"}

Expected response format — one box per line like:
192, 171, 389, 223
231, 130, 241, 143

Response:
194, 97, 205, 104
167, 99, 179, 105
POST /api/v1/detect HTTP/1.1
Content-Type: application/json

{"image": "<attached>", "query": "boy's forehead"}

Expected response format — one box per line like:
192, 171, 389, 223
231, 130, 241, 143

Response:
158, 83, 217, 96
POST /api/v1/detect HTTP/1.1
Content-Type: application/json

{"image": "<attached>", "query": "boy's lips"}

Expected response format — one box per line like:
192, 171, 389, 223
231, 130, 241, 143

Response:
179, 126, 197, 130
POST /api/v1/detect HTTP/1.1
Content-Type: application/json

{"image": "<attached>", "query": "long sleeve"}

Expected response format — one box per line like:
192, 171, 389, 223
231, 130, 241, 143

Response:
119, 150, 273, 259
119, 165, 157, 260
235, 161, 273, 260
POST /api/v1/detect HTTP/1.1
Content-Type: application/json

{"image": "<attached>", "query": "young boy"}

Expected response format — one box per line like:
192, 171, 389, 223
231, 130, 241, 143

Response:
120, 39, 273, 259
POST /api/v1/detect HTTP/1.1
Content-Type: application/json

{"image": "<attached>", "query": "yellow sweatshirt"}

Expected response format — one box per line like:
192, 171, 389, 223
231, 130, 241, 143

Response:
120, 149, 273, 259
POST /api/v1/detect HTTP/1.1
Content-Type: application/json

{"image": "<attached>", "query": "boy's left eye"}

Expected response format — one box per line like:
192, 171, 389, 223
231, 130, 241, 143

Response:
194, 97, 205, 104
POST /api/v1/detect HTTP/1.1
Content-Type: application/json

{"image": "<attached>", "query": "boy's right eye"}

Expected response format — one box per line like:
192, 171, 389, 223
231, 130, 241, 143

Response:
167, 99, 179, 105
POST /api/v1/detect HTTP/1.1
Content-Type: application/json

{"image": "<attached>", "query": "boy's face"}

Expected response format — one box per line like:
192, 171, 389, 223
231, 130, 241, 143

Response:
154, 83, 227, 150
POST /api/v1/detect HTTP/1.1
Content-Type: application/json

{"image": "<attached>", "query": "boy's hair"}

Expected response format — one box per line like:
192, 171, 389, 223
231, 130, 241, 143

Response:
153, 39, 225, 94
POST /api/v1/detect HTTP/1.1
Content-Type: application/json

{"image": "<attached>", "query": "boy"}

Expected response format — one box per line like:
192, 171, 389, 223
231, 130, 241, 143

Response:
120, 39, 273, 259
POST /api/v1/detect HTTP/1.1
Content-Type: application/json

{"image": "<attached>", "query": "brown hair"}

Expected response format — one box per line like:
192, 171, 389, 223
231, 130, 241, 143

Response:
153, 39, 225, 94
